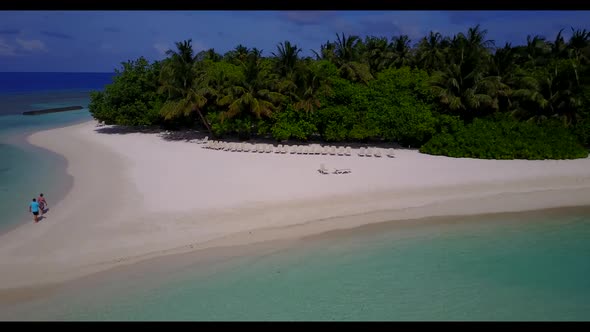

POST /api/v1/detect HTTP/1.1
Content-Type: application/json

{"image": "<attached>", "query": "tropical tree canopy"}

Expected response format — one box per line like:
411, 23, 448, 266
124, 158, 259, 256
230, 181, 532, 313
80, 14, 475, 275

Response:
90, 25, 590, 159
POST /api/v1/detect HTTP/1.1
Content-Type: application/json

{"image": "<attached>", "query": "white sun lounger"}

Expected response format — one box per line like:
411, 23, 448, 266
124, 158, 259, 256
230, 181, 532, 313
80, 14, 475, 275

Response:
259, 144, 266, 153
321, 147, 328, 155
333, 168, 351, 174
318, 163, 330, 174
387, 148, 395, 158
365, 148, 373, 157
345, 147, 352, 156
275, 144, 283, 153
337, 147, 345, 156
374, 149, 382, 157
282, 146, 288, 154
329, 147, 336, 155
358, 147, 365, 157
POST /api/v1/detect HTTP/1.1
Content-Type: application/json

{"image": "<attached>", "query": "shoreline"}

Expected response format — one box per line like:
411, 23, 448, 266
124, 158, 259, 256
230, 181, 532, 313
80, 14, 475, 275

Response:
2, 203, 590, 310
0, 113, 90, 235
2, 119, 590, 292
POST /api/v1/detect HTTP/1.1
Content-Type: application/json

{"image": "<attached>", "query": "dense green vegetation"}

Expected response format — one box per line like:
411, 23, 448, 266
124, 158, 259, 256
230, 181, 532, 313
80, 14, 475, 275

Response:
420, 114, 588, 159
89, 26, 590, 159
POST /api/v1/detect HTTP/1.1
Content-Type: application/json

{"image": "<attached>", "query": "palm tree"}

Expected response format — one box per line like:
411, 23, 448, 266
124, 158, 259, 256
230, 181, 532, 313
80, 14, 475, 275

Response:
550, 29, 568, 59
447, 25, 494, 73
568, 28, 590, 65
511, 61, 582, 125
521, 35, 550, 67
224, 44, 251, 64
416, 31, 446, 72
430, 62, 507, 120
490, 43, 515, 77
272, 40, 301, 79
217, 54, 285, 122
291, 59, 333, 113
391, 35, 413, 68
162, 39, 197, 92
332, 33, 373, 82
362, 36, 394, 74
311, 41, 336, 61
465, 25, 495, 52
159, 40, 213, 135
196, 48, 222, 62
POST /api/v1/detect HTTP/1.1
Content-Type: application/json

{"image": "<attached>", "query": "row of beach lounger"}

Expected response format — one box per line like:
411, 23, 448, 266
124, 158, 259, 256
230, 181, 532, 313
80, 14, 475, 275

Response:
202, 140, 395, 157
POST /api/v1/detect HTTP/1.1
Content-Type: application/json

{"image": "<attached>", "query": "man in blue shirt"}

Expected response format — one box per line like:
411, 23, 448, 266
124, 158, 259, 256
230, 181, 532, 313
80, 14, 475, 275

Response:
29, 198, 40, 223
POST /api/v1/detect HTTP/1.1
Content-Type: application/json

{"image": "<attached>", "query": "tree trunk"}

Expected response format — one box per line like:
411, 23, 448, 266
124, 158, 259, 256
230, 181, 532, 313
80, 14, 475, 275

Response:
195, 108, 213, 137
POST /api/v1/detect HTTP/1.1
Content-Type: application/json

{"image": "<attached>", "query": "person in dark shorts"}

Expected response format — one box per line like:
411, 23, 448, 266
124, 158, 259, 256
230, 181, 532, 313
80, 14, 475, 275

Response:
29, 198, 40, 223
38, 193, 48, 216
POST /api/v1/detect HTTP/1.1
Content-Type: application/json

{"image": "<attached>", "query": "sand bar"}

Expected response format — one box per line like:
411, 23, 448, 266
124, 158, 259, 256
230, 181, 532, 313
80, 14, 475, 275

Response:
1, 120, 590, 290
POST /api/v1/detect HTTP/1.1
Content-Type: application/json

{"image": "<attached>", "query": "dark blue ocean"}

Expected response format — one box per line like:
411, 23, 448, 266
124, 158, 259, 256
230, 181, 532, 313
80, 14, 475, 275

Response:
0, 72, 115, 96
0, 72, 115, 231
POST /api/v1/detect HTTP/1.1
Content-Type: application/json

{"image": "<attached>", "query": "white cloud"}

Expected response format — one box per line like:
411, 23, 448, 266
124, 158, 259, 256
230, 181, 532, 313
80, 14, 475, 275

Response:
15, 38, 47, 52
192, 40, 207, 52
153, 42, 170, 56
0, 38, 17, 56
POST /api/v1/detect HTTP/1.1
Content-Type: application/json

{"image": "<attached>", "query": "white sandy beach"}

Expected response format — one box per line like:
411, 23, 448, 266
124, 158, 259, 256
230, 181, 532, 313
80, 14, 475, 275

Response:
2, 120, 590, 291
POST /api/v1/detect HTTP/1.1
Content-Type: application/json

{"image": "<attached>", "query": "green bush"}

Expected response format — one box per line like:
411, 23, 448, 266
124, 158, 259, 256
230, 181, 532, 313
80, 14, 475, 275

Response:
315, 105, 356, 141
270, 105, 317, 141
420, 116, 588, 160
206, 112, 232, 137
89, 57, 164, 126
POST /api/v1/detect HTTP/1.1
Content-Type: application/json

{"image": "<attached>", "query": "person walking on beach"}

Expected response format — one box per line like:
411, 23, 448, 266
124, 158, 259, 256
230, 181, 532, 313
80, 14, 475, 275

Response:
29, 198, 40, 223
38, 193, 47, 216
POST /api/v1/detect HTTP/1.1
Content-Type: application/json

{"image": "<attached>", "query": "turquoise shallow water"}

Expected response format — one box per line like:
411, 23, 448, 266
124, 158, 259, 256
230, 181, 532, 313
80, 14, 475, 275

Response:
0, 73, 113, 231
4, 208, 590, 321
0, 96, 92, 232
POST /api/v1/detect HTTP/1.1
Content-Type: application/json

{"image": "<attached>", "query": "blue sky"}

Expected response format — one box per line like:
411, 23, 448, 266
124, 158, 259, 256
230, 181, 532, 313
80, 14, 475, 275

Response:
0, 11, 589, 72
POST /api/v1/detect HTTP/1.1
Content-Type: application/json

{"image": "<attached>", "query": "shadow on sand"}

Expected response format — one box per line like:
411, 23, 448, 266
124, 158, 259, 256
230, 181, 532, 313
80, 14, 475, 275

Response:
93, 124, 208, 142
92, 124, 419, 150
